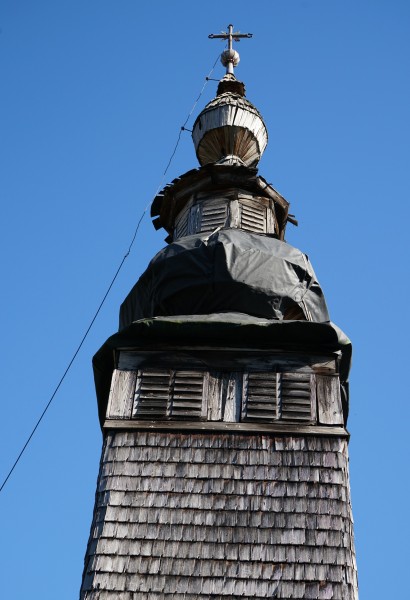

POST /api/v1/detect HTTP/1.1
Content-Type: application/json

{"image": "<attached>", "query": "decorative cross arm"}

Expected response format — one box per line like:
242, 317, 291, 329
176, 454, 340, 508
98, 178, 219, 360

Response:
209, 24, 253, 75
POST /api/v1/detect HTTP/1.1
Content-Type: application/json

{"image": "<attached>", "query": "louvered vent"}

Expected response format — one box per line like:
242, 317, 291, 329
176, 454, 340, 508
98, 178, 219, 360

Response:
240, 202, 266, 233
279, 372, 312, 422
132, 369, 313, 424
242, 371, 313, 424
133, 370, 170, 419
170, 370, 205, 419
242, 372, 278, 422
133, 369, 205, 420
174, 206, 189, 239
199, 201, 228, 233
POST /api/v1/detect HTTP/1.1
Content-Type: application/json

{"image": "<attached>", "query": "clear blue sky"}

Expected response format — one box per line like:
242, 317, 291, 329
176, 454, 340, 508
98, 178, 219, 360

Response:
1, 2, 409, 598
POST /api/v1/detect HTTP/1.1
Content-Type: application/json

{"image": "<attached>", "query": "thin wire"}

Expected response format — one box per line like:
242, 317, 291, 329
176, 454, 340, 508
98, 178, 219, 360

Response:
0, 55, 220, 495
156, 52, 220, 195
182, 53, 220, 128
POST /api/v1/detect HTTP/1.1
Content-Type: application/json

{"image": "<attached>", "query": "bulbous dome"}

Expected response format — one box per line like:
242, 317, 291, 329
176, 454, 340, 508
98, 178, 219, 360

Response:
192, 75, 268, 167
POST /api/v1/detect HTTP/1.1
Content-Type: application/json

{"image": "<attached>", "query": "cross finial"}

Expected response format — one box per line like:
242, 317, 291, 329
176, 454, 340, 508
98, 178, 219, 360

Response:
208, 24, 253, 75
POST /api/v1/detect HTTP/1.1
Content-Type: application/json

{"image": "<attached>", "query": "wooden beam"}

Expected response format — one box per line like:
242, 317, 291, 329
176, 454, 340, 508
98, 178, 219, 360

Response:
103, 418, 349, 438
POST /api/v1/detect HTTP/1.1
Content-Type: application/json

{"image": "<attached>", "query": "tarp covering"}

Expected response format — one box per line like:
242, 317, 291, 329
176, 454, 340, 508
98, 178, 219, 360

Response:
93, 314, 351, 427
120, 229, 329, 330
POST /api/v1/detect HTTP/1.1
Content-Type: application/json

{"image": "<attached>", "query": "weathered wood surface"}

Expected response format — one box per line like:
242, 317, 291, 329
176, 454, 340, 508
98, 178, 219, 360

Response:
205, 372, 242, 422
150, 164, 289, 240
106, 370, 136, 419
126, 369, 206, 422
192, 95, 268, 166
80, 432, 358, 599
242, 371, 278, 421
173, 194, 278, 241
206, 372, 222, 421
317, 375, 344, 426
106, 365, 344, 428
103, 418, 348, 437
117, 349, 336, 375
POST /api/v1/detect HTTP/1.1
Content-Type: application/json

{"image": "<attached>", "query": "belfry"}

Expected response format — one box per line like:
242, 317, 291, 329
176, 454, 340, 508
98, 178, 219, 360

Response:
80, 25, 358, 600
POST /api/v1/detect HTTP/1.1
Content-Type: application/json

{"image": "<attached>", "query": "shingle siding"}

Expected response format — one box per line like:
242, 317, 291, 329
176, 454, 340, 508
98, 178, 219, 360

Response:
80, 432, 358, 599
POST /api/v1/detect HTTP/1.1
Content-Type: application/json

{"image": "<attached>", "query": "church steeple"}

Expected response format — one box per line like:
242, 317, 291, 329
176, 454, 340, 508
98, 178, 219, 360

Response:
80, 25, 358, 600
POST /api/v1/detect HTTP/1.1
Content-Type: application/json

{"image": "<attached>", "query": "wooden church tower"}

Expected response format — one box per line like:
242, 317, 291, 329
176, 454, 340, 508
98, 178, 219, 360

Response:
80, 25, 359, 600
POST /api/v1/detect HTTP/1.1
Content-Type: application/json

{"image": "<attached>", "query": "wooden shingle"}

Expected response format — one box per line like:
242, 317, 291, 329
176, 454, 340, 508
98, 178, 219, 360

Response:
80, 432, 358, 599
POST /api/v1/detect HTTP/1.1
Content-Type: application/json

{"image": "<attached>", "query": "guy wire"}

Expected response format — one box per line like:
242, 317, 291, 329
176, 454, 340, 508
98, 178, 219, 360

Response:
0, 54, 220, 495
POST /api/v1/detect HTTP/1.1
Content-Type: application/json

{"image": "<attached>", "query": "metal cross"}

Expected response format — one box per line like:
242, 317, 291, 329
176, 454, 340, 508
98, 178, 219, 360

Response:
209, 24, 253, 74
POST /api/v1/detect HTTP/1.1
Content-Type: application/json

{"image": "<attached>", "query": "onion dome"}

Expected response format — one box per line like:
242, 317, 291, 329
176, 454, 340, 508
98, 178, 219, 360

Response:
193, 24, 268, 167
192, 75, 268, 167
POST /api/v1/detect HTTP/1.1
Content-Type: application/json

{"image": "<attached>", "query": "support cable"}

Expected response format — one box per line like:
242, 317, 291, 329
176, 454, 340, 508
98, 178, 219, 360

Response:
0, 54, 220, 495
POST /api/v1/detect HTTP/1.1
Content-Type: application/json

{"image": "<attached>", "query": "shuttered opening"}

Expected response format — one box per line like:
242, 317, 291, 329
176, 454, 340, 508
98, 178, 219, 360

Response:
170, 371, 204, 419
240, 201, 266, 233
174, 200, 228, 240
199, 201, 228, 233
242, 372, 313, 423
173, 197, 277, 240
174, 205, 189, 239
133, 370, 170, 419
133, 369, 205, 420
279, 372, 312, 422
242, 372, 278, 422
131, 369, 314, 424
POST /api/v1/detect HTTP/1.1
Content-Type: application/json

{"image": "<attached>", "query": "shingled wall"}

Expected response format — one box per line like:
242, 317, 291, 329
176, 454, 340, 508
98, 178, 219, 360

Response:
80, 431, 358, 600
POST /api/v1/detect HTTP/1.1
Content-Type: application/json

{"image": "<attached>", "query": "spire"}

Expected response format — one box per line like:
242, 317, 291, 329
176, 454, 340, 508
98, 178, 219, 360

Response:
208, 23, 253, 75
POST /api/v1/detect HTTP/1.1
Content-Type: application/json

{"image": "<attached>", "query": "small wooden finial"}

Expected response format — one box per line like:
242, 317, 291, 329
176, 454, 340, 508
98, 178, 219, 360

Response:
208, 24, 253, 74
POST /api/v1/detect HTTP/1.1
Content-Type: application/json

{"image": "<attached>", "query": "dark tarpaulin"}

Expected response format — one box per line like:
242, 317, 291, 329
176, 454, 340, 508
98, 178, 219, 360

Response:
120, 229, 329, 330
93, 314, 351, 428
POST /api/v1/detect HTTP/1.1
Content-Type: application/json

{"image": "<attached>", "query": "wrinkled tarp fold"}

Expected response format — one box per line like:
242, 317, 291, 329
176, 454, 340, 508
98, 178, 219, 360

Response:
119, 230, 329, 329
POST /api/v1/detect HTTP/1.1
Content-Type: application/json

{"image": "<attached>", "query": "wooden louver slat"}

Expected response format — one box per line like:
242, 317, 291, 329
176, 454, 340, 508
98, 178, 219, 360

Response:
175, 215, 188, 239
133, 369, 205, 420
133, 369, 313, 424
134, 370, 170, 418
242, 371, 313, 424
240, 202, 266, 233
242, 372, 278, 422
280, 372, 312, 422
199, 201, 227, 233
170, 370, 204, 419
174, 204, 190, 239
